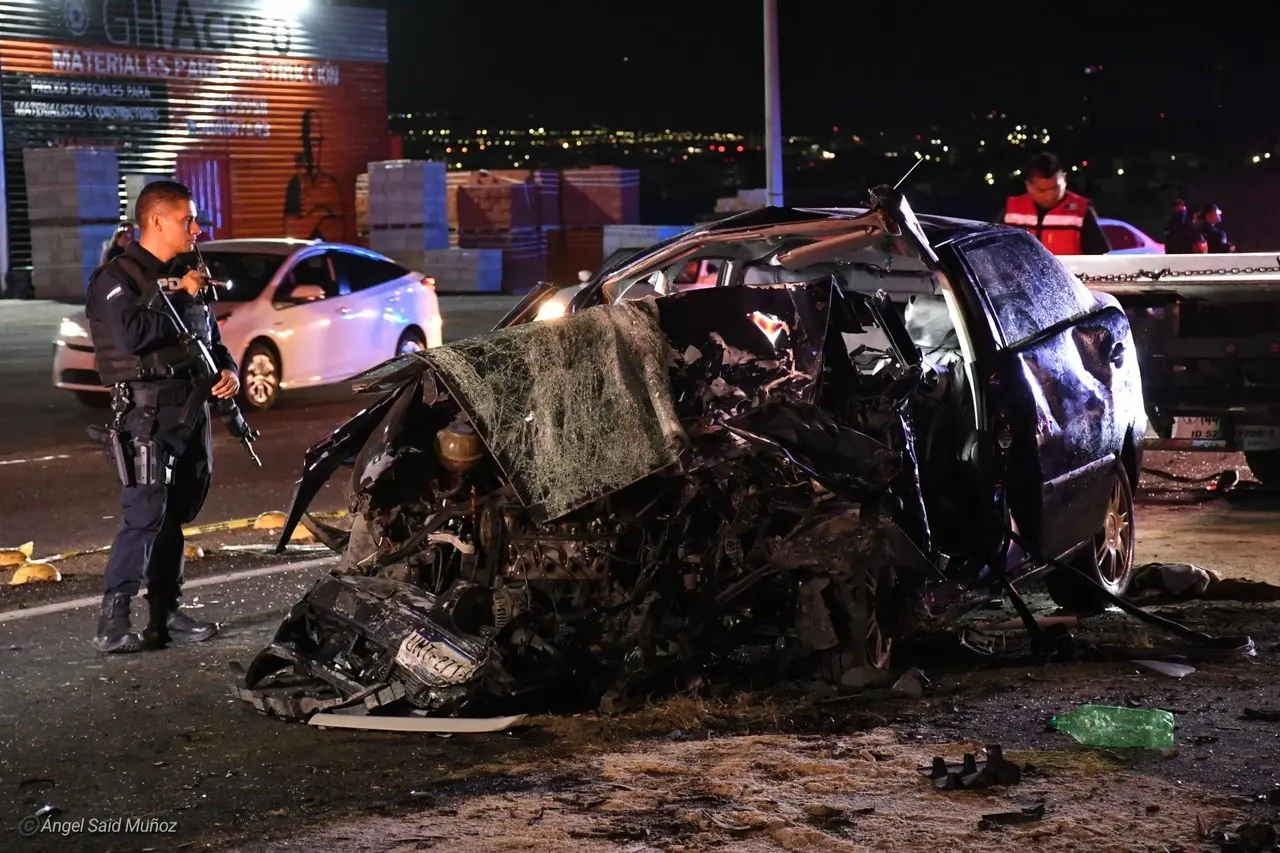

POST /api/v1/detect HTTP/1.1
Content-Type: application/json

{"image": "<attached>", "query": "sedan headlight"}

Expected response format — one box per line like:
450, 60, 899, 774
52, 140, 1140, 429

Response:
59, 318, 88, 339
534, 301, 566, 322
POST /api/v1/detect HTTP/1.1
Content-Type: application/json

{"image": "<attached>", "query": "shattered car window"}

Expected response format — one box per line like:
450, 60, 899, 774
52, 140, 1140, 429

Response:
959, 231, 1098, 346
421, 300, 688, 522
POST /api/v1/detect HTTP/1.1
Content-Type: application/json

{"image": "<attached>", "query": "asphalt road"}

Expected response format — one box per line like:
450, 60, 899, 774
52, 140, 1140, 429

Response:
0, 297, 519, 559
3, 296, 1278, 851
0, 502, 1277, 853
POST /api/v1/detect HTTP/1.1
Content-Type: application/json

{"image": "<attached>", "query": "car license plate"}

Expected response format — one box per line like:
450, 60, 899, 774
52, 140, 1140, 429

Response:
1171, 417, 1222, 441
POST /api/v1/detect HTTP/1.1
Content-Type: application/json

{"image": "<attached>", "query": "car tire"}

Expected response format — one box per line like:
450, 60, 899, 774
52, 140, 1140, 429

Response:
1045, 463, 1136, 614
396, 327, 427, 356
1245, 450, 1280, 487
239, 341, 281, 413
75, 391, 111, 409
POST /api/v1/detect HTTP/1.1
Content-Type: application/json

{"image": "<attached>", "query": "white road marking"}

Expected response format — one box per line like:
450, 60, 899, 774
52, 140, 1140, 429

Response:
0, 454, 73, 466
0, 556, 336, 624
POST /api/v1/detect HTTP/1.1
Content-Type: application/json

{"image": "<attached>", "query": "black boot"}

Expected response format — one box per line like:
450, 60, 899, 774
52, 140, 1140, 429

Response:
143, 593, 218, 646
91, 593, 143, 654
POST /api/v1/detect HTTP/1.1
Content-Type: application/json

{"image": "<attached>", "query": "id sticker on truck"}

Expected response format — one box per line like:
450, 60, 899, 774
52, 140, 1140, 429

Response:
1170, 418, 1280, 450
1171, 417, 1222, 441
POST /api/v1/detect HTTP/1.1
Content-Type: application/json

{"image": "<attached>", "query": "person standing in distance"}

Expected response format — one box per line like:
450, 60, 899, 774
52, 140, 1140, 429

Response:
84, 181, 240, 653
1002, 152, 1111, 255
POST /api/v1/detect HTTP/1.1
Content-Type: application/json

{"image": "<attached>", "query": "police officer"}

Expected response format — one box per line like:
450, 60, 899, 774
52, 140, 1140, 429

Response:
85, 181, 240, 653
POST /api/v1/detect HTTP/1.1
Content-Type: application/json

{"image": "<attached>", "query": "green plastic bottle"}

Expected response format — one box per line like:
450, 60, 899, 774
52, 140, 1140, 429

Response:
1050, 704, 1176, 749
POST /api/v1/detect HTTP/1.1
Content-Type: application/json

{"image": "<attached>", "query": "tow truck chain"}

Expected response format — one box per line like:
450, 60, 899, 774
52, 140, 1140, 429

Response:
1076, 257, 1280, 284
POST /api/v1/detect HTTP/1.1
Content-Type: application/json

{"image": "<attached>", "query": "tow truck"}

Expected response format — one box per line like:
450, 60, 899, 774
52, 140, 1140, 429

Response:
1063, 252, 1280, 485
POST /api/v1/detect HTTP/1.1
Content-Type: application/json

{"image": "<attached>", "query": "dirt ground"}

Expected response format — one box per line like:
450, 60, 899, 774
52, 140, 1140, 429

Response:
10, 451, 1280, 853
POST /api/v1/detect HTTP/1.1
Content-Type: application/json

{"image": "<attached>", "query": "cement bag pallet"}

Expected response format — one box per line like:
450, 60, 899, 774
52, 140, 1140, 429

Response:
602, 224, 690, 258
369, 224, 451, 261
419, 247, 503, 293
23, 147, 121, 223
367, 159, 448, 228
30, 222, 118, 295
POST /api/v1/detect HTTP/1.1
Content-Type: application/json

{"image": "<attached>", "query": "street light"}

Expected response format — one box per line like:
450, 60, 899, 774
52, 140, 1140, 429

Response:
763, 0, 783, 207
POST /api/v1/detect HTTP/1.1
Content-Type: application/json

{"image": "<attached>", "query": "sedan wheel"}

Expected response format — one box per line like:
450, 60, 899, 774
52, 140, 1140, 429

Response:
397, 328, 427, 356
1045, 464, 1136, 612
1096, 473, 1135, 593
240, 343, 281, 413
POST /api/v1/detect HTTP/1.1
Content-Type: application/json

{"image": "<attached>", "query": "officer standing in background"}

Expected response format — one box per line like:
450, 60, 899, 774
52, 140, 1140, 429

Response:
1001, 152, 1111, 255
84, 181, 240, 654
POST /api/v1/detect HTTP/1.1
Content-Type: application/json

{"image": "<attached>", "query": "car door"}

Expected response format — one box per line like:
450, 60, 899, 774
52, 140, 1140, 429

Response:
267, 251, 339, 386
273, 250, 366, 384
954, 230, 1140, 559
305, 249, 380, 380
329, 250, 413, 371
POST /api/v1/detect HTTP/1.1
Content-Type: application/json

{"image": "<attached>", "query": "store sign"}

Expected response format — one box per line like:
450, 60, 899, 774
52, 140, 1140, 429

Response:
47, 45, 341, 85
57, 0, 297, 55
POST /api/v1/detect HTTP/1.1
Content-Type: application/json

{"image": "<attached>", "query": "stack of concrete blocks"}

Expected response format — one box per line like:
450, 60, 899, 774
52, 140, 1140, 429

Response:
602, 224, 692, 259
24, 147, 121, 299
366, 160, 450, 269
418, 247, 503, 293
714, 188, 769, 214
354, 172, 369, 242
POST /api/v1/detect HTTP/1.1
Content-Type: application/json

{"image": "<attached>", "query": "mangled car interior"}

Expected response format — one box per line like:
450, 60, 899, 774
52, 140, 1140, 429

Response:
232, 190, 1250, 723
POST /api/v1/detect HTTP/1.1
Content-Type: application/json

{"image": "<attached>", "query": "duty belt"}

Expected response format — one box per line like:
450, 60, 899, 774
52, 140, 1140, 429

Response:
121, 381, 190, 408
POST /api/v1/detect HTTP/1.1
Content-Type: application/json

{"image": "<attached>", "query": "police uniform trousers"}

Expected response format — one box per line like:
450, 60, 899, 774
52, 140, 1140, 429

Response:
102, 381, 213, 604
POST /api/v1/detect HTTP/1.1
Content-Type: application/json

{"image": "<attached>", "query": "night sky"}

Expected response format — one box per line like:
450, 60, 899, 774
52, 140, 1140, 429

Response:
342, 1, 1269, 133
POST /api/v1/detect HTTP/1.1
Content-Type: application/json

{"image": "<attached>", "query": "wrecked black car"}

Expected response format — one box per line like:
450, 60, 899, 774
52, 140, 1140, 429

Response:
233, 189, 1148, 721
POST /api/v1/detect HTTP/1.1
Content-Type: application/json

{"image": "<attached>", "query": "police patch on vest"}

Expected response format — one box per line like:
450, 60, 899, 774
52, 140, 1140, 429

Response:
157, 277, 185, 292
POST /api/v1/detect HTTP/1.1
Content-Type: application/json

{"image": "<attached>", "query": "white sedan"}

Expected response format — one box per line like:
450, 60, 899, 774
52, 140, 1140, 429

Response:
1099, 218, 1165, 254
54, 238, 444, 412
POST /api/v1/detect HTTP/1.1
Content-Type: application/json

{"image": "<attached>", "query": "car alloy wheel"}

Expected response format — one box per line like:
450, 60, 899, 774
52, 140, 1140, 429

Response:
243, 349, 279, 411
1095, 469, 1135, 592
1044, 463, 1137, 612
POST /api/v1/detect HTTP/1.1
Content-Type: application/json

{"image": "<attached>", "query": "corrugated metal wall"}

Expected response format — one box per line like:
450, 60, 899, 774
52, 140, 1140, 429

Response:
0, 0, 388, 268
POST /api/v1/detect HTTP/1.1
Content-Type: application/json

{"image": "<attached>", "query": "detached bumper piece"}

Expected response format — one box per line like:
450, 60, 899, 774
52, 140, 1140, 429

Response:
229, 573, 497, 723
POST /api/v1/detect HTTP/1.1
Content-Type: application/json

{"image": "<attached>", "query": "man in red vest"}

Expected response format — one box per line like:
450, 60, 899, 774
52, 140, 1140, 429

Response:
1003, 152, 1111, 255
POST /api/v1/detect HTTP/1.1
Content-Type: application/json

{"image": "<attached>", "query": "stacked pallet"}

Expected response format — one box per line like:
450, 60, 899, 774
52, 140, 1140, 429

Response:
458, 228, 548, 293
456, 182, 538, 232
714, 188, 768, 214
447, 169, 561, 231
418, 247, 503, 293
366, 160, 450, 266
452, 169, 564, 293
602, 224, 691, 259
354, 172, 369, 242
23, 147, 121, 299
434, 166, 645, 291
560, 166, 641, 227
547, 227, 603, 285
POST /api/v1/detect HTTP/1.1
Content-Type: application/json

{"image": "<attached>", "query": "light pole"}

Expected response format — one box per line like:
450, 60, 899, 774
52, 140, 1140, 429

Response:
763, 0, 783, 207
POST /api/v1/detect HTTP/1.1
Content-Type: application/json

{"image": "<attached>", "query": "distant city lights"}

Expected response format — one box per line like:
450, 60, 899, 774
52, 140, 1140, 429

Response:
385, 113, 1275, 183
